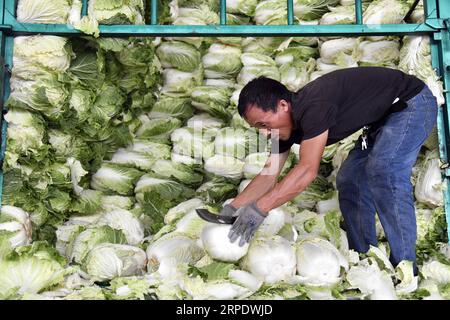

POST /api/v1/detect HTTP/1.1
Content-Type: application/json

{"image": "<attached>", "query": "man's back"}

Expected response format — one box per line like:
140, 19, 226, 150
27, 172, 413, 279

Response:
287, 67, 425, 146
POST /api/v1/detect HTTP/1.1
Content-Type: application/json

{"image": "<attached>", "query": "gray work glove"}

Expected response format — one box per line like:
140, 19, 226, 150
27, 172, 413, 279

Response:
228, 202, 267, 247
220, 204, 237, 217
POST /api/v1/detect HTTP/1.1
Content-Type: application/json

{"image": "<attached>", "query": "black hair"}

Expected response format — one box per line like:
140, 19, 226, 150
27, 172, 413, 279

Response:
237, 77, 292, 117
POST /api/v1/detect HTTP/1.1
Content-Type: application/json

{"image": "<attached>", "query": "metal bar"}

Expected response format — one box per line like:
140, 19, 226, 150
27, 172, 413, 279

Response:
432, 33, 442, 75
151, 0, 158, 25
0, 25, 11, 32
0, 0, 5, 25
220, 0, 226, 25
0, 0, 8, 208
424, 0, 441, 29
425, 0, 439, 19
1, 22, 439, 37
287, 0, 294, 25
0, 32, 4, 162
3, 0, 16, 26
431, 36, 450, 242
355, 0, 363, 25
82, 0, 88, 17
434, 0, 450, 243
436, 104, 448, 171
438, 0, 450, 20
438, 26, 450, 243
3, 35, 11, 103
0, 35, 13, 205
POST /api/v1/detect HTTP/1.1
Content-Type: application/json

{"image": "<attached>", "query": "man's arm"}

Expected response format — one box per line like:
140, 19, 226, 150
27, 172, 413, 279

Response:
230, 151, 290, 208
256, 130, 329, 212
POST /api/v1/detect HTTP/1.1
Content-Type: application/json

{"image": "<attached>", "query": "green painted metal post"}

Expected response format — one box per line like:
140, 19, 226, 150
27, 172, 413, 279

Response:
430, 35, 447, 158
425, 0, 438, 19
435, 0, 450, 242
355, 0, 363, 24
0, 0, 5, 25
220, 0, 226, 25
0, 35, 13, 204
0, 0, 6, 172
3, 36, 10, 100
438, 1, 450, 20
81, 0, 88, 17
442, 39, 450, 242
4, 0, 15, 25
431, 37, 450, 243
0, 32, 3, 160
0, 0, 4, 205
287, 0, 294, 25
424, 0, 442, 29
151, 0, 158, 25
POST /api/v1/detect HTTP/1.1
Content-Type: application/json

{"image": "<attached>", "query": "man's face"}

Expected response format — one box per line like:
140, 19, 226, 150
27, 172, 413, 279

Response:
243, 99, 293, 141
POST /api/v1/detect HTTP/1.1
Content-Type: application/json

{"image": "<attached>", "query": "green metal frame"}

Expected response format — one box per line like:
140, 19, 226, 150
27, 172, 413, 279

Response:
0, 0, 443, 36
0, 0, 449, 242
428, 0, 450, 242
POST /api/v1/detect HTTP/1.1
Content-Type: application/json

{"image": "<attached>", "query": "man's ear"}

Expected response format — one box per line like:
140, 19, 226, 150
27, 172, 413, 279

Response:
278, 99, 290, 113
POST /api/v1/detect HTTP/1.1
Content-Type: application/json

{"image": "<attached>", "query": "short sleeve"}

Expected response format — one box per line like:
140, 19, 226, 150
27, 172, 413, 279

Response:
300, 101, 336, 140
271, 130, 303, 154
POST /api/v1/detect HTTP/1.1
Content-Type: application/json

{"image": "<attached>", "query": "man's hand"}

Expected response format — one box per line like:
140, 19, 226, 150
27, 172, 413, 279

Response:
228, 202, 267, 246
220, 204, 237, 217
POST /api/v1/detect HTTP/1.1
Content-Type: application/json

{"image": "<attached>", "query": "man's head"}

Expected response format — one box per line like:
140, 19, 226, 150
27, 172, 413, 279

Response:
238, 77, 293, 140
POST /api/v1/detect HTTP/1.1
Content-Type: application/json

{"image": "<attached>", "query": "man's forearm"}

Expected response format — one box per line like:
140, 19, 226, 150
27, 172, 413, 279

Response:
231, 173, 277, 208
256, 164, 316, 212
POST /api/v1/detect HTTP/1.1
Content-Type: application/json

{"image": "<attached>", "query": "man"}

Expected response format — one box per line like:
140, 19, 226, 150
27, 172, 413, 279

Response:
225, 66, 438, 273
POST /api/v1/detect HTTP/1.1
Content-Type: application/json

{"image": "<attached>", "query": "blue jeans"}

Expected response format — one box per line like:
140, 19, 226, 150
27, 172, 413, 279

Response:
336, 85, 438, 273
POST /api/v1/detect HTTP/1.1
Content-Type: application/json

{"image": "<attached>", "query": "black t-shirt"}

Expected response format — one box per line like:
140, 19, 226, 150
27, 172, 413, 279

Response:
274, 66, 425, 153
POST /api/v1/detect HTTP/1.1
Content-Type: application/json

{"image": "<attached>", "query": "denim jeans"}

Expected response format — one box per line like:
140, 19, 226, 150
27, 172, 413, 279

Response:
336, 85, 438, 273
